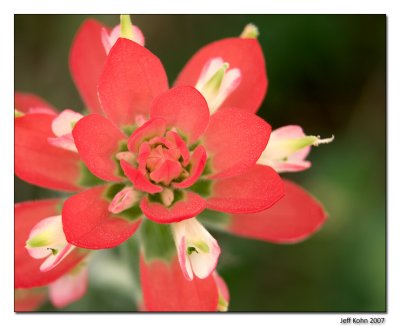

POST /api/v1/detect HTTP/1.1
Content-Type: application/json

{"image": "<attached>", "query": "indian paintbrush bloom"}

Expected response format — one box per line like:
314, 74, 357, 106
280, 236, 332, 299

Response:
15, 15, 332, 311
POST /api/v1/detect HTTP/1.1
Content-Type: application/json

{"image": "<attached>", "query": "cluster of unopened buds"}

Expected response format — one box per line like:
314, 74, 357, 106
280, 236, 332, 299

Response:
15, 15, 334, 311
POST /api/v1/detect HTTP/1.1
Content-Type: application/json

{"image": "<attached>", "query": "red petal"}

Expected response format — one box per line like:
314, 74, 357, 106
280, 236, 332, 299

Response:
73, 114, 126, 182
140, 255, 219, 311
203, 107, 271, 179
173, 145, 207, 189
15, 114, 83, 192
69, 19, 107, 114
140, 192, 206, 223
120, 160, 163, 194
150, 86, 209, 143
15, 200, 86, 288
127, 118, 167, 153
228, 180, 327, 243
15, 92, 56, 115
98, 38, 168, 127
207, 165, 284, 214
175, 38, 267, 113
62, 186, 142, 249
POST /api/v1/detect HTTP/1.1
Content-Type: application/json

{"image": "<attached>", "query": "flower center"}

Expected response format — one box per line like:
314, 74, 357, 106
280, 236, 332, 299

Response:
136, 131, 190, 186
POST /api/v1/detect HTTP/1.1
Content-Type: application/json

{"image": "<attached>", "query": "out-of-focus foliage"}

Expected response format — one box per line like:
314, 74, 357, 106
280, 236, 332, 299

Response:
15, 15, 386, 312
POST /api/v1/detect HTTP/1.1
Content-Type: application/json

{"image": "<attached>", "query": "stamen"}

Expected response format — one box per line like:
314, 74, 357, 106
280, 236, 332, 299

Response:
313, 135, 335, 146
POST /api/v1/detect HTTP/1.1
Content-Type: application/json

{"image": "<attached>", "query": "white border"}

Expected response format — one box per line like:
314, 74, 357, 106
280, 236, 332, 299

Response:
9, 0, 392, 14
2, 1, 399, 325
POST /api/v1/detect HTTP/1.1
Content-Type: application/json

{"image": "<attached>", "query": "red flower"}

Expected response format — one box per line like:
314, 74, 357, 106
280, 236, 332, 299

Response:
64, 36, 284, 250
15, 16, 331, 312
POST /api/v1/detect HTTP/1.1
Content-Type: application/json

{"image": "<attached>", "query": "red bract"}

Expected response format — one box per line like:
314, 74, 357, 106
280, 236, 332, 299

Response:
202, 180, 327, 243
15, 113, 84, 192
140, 255, 220, 311
63, 38, 284, 250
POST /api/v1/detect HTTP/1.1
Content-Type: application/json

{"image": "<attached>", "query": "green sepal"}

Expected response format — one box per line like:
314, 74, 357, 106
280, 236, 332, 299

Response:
121, 124, 137, 137
116, 205, 142, 223
201, 159, 213, 176
78, 162, 105, 188
139, 219, 176, 263
113, 140, 130, 178
189, 178, 212, 197
103, 183, 126, 201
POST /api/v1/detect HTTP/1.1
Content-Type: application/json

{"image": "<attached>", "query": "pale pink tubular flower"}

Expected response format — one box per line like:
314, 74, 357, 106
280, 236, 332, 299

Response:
195, 57, 241, 114
257, 125, 334, 173
25, 215, 75, 272
108, 186, 140, 214
49, 263, 89, 308
171, 218, 221, 281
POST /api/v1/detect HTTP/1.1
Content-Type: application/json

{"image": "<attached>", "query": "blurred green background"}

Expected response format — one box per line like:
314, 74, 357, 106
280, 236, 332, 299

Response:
14, 15, 386, 312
